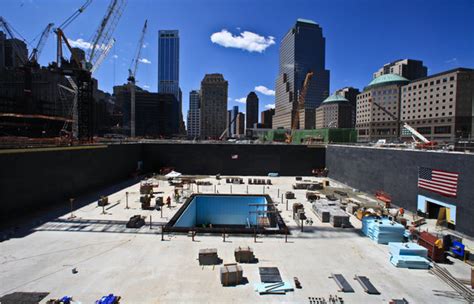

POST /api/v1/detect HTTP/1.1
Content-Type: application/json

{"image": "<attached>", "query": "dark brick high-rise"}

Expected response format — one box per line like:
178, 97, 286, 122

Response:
245, 91, 259, 130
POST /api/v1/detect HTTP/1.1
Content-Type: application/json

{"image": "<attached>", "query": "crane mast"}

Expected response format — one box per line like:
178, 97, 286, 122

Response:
128, 20, 148, 138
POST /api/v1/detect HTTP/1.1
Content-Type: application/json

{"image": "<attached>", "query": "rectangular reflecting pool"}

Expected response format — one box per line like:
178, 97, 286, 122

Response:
164, 194, 288, 235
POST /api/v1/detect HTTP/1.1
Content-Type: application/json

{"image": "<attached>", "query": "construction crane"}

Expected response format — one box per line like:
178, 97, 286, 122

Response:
86, 0, 126, 72
28, 23, 54, 65
371, 100, 437, 148
54, 0, 125, 140
0, 16, 28, 66
285, 71, 314, 143
55, 0, 92, 68
128, 20, 148, 137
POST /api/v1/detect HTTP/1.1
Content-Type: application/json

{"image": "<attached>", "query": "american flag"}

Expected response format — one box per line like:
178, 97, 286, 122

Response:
418, 167, 459, 197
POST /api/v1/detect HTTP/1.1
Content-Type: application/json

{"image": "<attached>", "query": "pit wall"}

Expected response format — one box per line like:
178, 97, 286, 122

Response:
326, 145, 474, 236
0, 143, 325, 222
142, 143, 325, 176
0, 144, 143, 222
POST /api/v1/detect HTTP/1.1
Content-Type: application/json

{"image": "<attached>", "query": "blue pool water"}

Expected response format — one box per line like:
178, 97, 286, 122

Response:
174, 195, 268, 227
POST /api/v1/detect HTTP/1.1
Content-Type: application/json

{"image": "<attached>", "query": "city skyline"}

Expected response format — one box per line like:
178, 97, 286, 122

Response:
1, 0, 473, 120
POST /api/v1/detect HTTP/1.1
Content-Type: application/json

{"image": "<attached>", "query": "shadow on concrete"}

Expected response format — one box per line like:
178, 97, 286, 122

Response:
0, 177, 142, 242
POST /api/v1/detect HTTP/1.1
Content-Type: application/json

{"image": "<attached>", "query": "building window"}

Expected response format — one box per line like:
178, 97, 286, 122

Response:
434, 126, 451, 134
417, 127, 431, 134
449, 76, 455, 81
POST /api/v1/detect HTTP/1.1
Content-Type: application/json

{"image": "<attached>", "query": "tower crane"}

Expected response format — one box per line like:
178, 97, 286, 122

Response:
285, 71, 314, 143
86, 0, 126, 72
0, 16, 28, 66
371, 100, 437, 149
54, 0, 125, 140
28, 23, 54, 65
128, 19, 148, 137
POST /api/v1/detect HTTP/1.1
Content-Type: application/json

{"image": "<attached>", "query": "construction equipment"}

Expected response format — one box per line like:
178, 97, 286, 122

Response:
285, 71, 314, 143
86, 0, 126, 72
128, 20, 148, 137
28, 23, 55, 65
371, 100, 437, 149
54, 0, 125, 140
0, 16, 28, 67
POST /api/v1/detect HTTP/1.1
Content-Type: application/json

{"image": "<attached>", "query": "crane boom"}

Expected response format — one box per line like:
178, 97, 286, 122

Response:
371, 100, 431, 144
128, 20, 147, 138
0, 16, 27, 66
90, 38, 115, 74
87, 0, 126, 70
129, 20, 148, 79
291, 71, 314, 130
58, 0, 92, 30
29, 23, 54, 63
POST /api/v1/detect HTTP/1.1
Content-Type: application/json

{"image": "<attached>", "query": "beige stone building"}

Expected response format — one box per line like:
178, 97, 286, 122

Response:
400, 68, 474, 142
315, 94, 353, 129
356, 74, 409, 142
199, 74, 228, 139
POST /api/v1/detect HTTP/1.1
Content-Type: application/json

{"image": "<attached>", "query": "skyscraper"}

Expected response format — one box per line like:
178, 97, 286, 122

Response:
200, 74, 228, 139
158, 30, 180, 99
187, 90, 200, 138
227, 105, 238, 137
236, 112, 245, 136
158, 30, 183, 134
273, 19, 330, 129
245, 91, 259, 130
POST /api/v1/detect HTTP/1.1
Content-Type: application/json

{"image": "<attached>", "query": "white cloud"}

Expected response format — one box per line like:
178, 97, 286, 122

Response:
112, 54, 118, 59
265, 104, 275, 109
210, 29, 275, 53
68, 38, 106, 51
235, 97, 247, 104
138, 58, 151, 64
143, 42, 149, 49
255, 85, 275, 96
445, 58, 458, 64
68, 38, 94, 50
143, 85, 150, 89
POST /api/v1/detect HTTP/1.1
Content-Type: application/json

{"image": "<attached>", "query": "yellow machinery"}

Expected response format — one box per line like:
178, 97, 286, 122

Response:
286, 71, 314, 143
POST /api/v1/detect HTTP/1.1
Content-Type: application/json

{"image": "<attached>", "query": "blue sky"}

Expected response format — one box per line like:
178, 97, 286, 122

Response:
3, 0, 474, 118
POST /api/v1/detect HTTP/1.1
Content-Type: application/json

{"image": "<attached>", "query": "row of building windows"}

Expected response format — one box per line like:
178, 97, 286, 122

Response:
403, 76, 455, 92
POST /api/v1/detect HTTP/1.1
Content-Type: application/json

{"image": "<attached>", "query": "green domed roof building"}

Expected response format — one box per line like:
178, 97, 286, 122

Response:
316, 92, 354, 129
356, 74, 409, 142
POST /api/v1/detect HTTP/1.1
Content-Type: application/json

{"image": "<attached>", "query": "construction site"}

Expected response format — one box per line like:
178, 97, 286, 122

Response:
1, 1, 474, 303
0, 142, 473, 303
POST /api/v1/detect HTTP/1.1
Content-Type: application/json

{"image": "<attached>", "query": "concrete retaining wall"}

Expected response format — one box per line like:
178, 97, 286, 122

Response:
143, 143, 325, 176
0, 144, 142, 221
0, 143, 324, 223
326, 145, 474, 236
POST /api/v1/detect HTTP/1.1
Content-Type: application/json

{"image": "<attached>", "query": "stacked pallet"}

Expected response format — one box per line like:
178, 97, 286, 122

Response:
362, 217, 405, 244
312, 201, 350, 227
329, 208, 350, 227
388, 242, 430, 269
